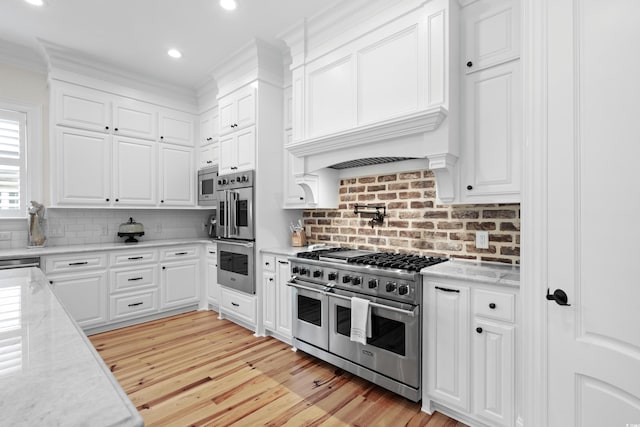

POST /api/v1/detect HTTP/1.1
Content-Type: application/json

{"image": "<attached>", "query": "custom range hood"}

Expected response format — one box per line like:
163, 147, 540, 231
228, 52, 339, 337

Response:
281, 0, 461, 207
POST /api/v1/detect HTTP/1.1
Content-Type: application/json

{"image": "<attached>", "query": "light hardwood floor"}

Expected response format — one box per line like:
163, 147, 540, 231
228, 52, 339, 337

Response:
89, 311, 466, 427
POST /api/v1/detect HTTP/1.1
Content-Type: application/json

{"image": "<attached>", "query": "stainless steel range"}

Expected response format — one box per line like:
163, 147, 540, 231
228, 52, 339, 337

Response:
287, 247, 447, 402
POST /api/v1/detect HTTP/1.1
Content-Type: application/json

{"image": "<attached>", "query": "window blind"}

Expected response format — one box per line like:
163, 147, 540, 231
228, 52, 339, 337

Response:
0, 112, 25, 212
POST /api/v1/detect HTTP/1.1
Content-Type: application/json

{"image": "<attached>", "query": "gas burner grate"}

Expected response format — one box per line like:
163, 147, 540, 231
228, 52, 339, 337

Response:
348, 253, 448, 272
296, 247, 350, 261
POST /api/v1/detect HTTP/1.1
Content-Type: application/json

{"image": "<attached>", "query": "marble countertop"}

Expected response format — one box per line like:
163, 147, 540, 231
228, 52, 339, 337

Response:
421, 258, 520, 287
0, 238, 213, 260
0, 267, 142, 426
260, 246, 306, 257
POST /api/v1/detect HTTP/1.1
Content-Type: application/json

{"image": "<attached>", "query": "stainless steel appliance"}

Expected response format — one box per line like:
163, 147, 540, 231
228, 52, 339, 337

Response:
288, 248, 447, 402
216, 170, 254, 240
198, 166, 218, 206
207, 213, 217, 238
0, 257, 40, 270
217, 239, 255, 294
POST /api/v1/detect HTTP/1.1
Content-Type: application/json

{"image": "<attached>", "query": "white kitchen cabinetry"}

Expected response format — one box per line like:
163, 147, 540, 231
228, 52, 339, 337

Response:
261, 253, 293, 343
199, 142, 219, 169
43, 252, 109, 329
55, 83, 111, 133
54, 127, 111, 206
218, 125, 255, 175
112, 135, 157, 206
112, 97, 158, 140
205, 244, 219, 308
458, 0, 521, 203
160, 245, 200, 309
220, 287, 256, 328
108, 248, 160, 322
159, 109, 195, 146
218, 85, 256, 136
424, 277, 518, 427
158, 143, 195, 206
199, 108, 219, 145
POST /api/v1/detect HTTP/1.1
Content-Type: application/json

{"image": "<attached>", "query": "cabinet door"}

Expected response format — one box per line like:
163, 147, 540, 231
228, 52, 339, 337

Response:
159, 109, 195, 146
473, 319, 515, 427
199, 143, 219, 169
463, 0, 520, 74
161, 260, 199, 309
283, 130, 307, 207
234, 85, 256, 130
50, 271, 108, 328
199, 109, 218, 145
275, 258, 292, 338
461, 60, 521, 202
54, 83, 111, 133
112, 97, 158, 140
218, 94, 235, 135
159, 144, 195, 206
235, 126, 255, 172
55, 127, 111, 206
112, 136, 157, 206
218, 133, 236, 175
427, 282, 471, 412
263, 271, 276, 331
206, 246, 219, 306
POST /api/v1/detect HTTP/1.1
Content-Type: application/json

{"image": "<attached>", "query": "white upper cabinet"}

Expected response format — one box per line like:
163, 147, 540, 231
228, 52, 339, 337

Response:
218, 85, 256, 136
462, 0, 520, 74
159, 144, 195, 206
198, 142, 219, 169
159, 109, 195, 146
55, 83, 111, 133
199, 108, 219, 145
112, 136, 157, 206
54, 127, 111, 206
112, 97, 158, 140
218, 125, 255, 175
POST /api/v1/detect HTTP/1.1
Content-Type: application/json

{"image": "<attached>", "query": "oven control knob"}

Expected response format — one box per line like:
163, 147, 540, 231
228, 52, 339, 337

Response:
386, 282, 397, 292
368, 279, 378, 289
398, 285, 409, 295
292, 266, 300, 274
351, 276, 362, 286
222, 178, 228, 185
313, 270, 322, 278
342, 275, 352, 284
241, 175, 248, 182
328, 272, 338, 281
299, 268, 309, 276
217, 179, 223, 185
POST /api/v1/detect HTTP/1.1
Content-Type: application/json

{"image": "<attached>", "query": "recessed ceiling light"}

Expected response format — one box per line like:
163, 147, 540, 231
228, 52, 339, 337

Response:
220, 0, 237, 11
167, 49, 182, 59
24, 0, 45, 6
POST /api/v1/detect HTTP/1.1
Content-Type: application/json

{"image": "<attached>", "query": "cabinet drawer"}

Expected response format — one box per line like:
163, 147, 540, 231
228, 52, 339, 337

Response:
159, 246, 199, 261
110, 266, 158, 293
262, 254, 276, 272
110, 249, 158, 266
205, 244, 217, 258
44, 253, 108, 274
221, 287, 256, 324
473, 289, 515, 322
110, 289, 159, 321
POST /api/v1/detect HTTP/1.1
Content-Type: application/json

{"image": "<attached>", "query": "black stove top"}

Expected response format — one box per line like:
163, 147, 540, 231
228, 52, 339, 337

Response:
296, 248, 447, 272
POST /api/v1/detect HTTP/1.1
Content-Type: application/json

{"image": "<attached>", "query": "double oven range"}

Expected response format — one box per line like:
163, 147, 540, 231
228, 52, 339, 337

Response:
288, 248, 447, 402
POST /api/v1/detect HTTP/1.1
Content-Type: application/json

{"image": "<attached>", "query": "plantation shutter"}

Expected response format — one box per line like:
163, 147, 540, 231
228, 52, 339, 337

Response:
0, 110, 26, 213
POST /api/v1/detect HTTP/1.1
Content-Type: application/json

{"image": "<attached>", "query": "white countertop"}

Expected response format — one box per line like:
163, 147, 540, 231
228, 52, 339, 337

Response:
0, 238, 213, 260
421, 258, 520, 287
0, 267, 143, 426
260, 246, 306, 257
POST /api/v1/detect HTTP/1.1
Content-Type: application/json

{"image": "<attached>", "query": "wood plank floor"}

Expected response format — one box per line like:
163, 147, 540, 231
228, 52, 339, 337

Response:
89, 311, 467, 427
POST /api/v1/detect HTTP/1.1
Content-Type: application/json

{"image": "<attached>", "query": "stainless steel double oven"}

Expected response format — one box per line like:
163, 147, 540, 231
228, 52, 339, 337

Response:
287, 249, 446, 402
215, 170, 255, 295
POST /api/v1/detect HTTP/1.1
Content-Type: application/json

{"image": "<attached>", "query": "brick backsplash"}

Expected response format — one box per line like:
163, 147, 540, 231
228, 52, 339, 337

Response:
303, 170, 520, 264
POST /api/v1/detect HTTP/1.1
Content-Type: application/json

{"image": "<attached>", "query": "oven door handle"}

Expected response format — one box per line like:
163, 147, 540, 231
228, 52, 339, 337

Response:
287, 278, 418, 318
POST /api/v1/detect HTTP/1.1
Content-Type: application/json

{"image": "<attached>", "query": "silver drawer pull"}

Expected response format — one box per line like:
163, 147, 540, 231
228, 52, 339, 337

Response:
127, 302, 143, 307
128, 277, 143, 281
68, 261, 88, 266
128, 256, 143, 260
231, 302, 239, 307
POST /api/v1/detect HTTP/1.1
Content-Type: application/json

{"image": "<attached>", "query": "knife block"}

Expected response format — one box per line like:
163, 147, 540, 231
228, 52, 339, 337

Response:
291, 230, 307, 247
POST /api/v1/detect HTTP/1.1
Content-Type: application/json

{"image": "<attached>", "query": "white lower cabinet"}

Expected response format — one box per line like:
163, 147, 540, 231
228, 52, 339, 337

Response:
205, 244, 219, 307
425, 278, 518, 427
160, 246, 200, 309
110, 289, 159, 321
261, 253, 292, 342
220, 287, 256, 327
44, 252, 109, 329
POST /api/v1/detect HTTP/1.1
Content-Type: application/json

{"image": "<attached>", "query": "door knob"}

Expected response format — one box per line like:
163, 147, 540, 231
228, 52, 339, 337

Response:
546, 288, 571, 306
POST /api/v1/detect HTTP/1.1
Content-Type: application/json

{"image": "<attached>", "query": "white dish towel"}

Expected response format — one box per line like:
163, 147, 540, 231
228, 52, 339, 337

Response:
350, 297, 371, 344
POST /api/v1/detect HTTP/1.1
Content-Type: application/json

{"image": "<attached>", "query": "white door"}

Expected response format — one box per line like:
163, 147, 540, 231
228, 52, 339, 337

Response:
159, 144, 195, 206
275, 258, 292, 338
112, 136, 156, 206
532, 0, 640, 425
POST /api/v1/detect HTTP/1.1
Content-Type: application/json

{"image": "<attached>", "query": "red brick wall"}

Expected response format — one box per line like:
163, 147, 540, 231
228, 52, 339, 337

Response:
303, 170, 520, 264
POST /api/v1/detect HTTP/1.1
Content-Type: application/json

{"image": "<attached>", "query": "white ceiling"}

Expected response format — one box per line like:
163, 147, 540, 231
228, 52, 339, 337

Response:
0, 0, 332, 91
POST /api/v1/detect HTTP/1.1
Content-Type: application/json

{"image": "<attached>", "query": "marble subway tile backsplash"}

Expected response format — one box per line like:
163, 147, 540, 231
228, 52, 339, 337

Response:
0, 209, 214, 250
303, 170, 521, 264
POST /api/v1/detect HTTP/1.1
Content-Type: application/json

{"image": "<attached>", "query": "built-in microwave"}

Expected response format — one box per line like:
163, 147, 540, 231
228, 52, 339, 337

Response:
198, 166, 218, 206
